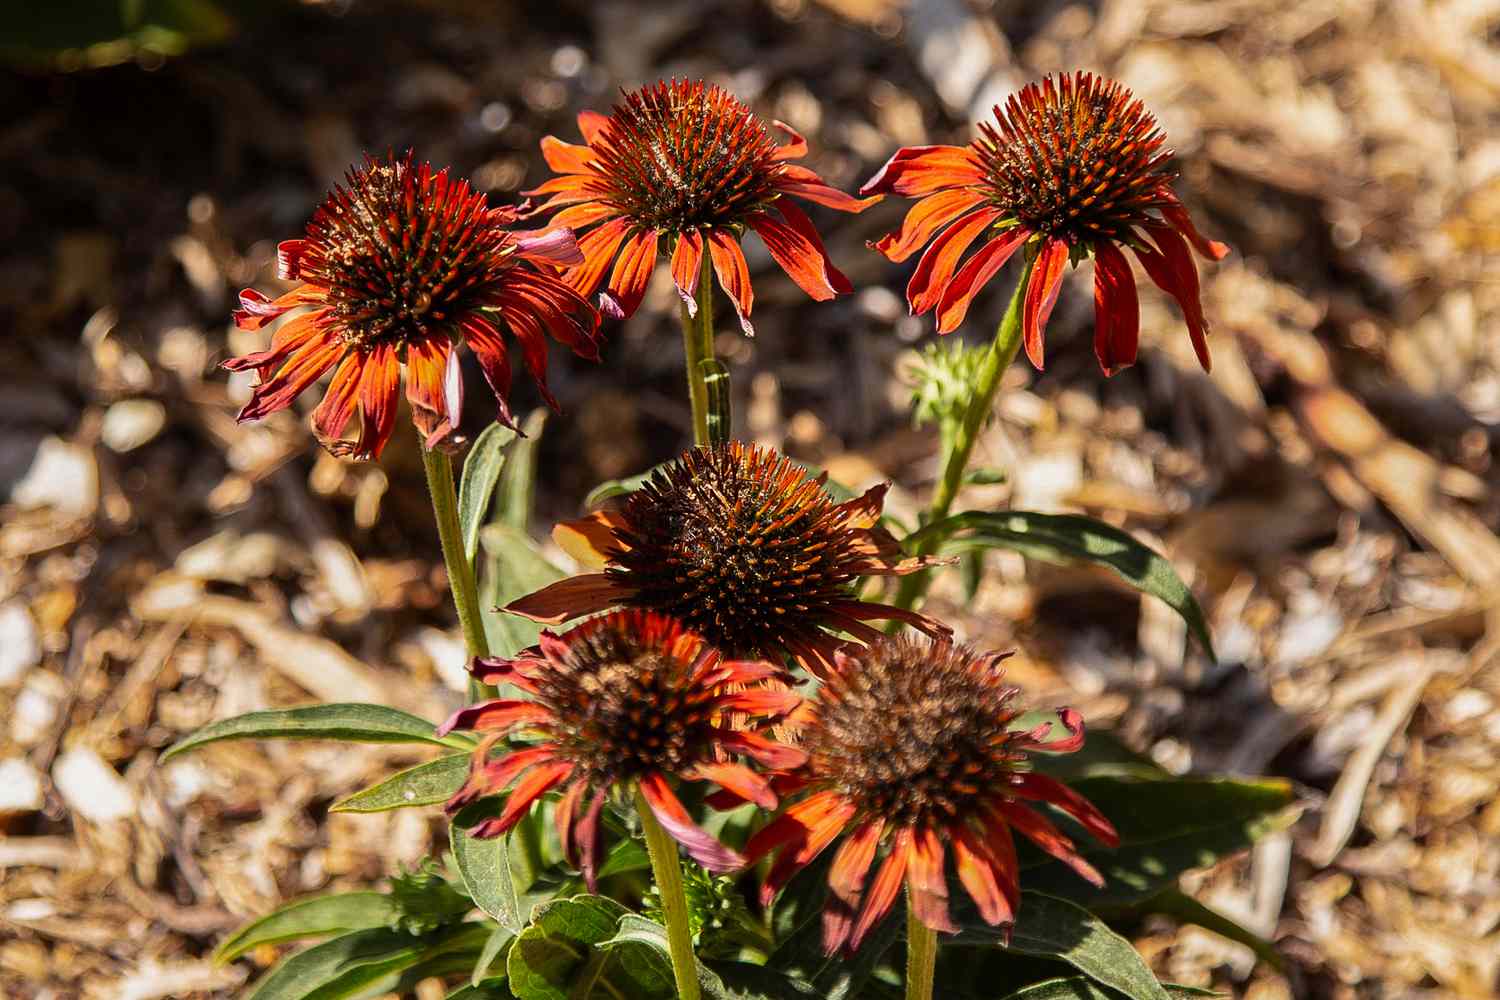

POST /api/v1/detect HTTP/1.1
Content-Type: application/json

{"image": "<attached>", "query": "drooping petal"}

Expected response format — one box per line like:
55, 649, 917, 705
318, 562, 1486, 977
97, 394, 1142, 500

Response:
906, 208, 1008, 316
505, 573, 628, 624
471, 760, 575, 838
827, 600, 953, 642
403, 335, 452, 442
552, 511, 628, 570
436, 699, 553, 737
992, 801, 1104, 887
565, 217, 632, 300
906, 825, 957, 934
458, 314, 516, 429
1013, 706, 1085, 754
1091, 240, 1140, 376
602, 227, 660, 319
712, 687, 803, 719
747, 202, 851, 302
1011, 772, 1120, 847
234, 324, 344, 422
686, 761, 776, 810
770, 120, 809, 161
1159, 196, 1230, 261
707, 228, 754, 334
669, 229, 705, 314
555, 777, 588, 869
310, 350, 363, 445
446, 744, 557, 815
230, 285, 325, 331
860, 145, 984, 197
871, 189, 987, 262
576, 787, 609, 893
847, 827, 913, 952
1020, 236, 1071, 369
827, 817, 885, 903
352, 341, 401, 460
776, 164, 881, 213
714, 729, 810, 770
953, 822, 1013, 927
514, 227, 586, 266
1133, 223, 1212, 372
922, 215, 1023, 328
638, 772, 745, 872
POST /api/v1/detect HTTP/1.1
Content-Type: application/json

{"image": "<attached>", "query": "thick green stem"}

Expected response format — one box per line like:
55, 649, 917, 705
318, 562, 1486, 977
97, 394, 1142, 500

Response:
635, 786, 701, 1000
891, 258, 1034, 618
679, 253, 717, 447
421, 446, 494, 701
905, 901, 938, 1000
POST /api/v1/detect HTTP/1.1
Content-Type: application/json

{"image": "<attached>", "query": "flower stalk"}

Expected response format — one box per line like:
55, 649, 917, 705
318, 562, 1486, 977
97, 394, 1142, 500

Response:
636, 784, 703, 1000
891, 255, 1033, 617
421, 445, 494, 701
680, 253, 717, 447
906, 901, 938, 1000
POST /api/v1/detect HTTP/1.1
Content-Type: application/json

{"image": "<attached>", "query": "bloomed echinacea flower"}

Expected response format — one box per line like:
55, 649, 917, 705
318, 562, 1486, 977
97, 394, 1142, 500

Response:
524, 79, 876, 331
438, 610, 805, 888
506, 441, 950, 678
223, 152, 600, 460
745, 636, 1119, 955
863, 71, 1230, 375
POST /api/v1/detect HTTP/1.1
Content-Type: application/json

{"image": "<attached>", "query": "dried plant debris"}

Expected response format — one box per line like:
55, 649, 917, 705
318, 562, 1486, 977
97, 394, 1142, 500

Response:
1, 0, 1497, 997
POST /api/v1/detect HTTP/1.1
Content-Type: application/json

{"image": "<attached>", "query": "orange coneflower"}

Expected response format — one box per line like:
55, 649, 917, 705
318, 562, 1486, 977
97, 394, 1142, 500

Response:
863, 71, 1229, 374
506, 442, 950, 678
439, 610, 805, 887
224, 152, 600, 459
745, 636, 1119, 955
525, 79, 877, 330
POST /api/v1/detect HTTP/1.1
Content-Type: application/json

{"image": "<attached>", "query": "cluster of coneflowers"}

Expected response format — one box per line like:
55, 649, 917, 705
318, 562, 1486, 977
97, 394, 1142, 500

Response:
224, 71, 1225, 1000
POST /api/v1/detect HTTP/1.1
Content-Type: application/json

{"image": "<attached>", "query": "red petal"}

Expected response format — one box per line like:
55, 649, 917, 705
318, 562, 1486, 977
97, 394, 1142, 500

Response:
404, 336, 451, 441
953, 822, 1013, 927
747, 201, 851, 303
860, 145, 984, 197
576, 109, 609, 144
669, 229, 705, 315
1015, 706, 1086, 754
352, 342, 400, 460
446, 744, 556, 816
548, 200, 620, 231
1021, 237, 1070, 369
777, 164, 880, 213
1160, 197, 1230, 261
770, 120, 808, 161
1091, 240, 1140, 376
688, 761, 776, 810
847, 827, 912, 952
576, 788, 608, 893
230, 285, 324, 331
276, 240, 308, 281
992, 801, 1104, 887
1133, 224, 1213, 372
715, 729, 809, 770
555, 777, 588, 868
458, 315, 516, 429
505, 573, 626, 624
436, 699, 552, 737
515, 228, 586, 266
638, 772, 745, 873
871, 189, 987, 263
603, 228, 660, 319
712, 687, 803, 719
707, 229, 754, 334
826, 600, 953, 641
473, 760, 575, 838
906, 825, 956, 934
310, 351, 362, 445
1011, 773, 1120, 847
906, 208, 1006, 316
827, 817, 884, 903
926, 218, 1029, 331
566, 217, 631, 300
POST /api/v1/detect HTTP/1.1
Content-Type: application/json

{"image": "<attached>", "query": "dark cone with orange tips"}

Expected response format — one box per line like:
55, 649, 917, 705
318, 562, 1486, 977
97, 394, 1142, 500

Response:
223, 152, 599, 459
863, 71, 1228, 374
506, 442, 950, 677
745, 636, 1119, 955
439, 610, 805, 889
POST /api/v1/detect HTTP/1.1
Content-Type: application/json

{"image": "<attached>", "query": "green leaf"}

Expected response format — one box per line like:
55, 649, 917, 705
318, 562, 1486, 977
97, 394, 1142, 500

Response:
1114, 889, 1282, 972
215, 892, 398, 964
162, 704, 469, 761
908, 511, 1216, 661
330, 754, 470, 813
595, 837, 650, 880
1016, 775, 1298, 905
607, 916, 820, 1000
960, 891, 1170, 1000
993, 976, 1218, 1000
447, 980, 515, 1000
478, 523, 567, 659
496, 409, 548, 533
460, 422, 518, 563
452, 819, 536, 934
472, 925, 515, 987
583, 463, 666, 508
507, 896, 673, 1000
247, 923, 491, 1000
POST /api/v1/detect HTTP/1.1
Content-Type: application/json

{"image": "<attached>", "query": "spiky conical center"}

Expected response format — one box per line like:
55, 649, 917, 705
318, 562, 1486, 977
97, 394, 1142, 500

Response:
608, 443, 863, 661
974, 72, 1174, 246
808, 637, 1026, 827
294, 153, 513, 348
535, 616, 718, 785
590, 80, 784, 234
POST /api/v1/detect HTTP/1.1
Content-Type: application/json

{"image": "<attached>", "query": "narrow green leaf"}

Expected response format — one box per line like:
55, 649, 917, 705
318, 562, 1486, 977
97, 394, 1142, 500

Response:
993, 976, 1218, 1000
330, 754, 470, 814
471, 925, 514, 987
459, 422, 518, 563
162, 704, 468, 761
496, 409, 547, 533
909, 511, 1216, 661
447, 980, 514, 1000
215, 892, 398, 964
247, 923, 490, 1000
452, 819, 532, 933
478, 523, 567, 659
584, 463, 665, 508
960, 891, 1170, 1000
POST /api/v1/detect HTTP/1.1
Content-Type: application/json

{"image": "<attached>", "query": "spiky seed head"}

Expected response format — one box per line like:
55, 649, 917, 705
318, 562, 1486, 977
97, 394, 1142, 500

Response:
607, 443, 869, 661
590, 80, 784, 235
291, 152, 515, 349
807, 637, 1027, 827
974, 71, 1174, 246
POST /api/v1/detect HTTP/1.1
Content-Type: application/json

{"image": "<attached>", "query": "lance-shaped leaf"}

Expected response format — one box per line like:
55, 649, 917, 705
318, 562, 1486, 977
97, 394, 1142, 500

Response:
459, 421, 518, 563
162, 704, 471, 761
215, 892, 399, 964
331, 754, 470, 813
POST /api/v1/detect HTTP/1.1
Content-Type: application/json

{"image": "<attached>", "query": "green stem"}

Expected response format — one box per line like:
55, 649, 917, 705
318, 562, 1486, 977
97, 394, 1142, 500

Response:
635, 786, 701, 1000
679, 252, 717, 447
891, 257, 1034, 618
421, 445, 494, 701
905, 900, 938, 1000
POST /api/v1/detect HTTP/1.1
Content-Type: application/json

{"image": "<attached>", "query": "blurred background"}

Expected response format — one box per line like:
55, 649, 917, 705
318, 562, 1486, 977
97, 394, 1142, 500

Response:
2, 0, 1499, 997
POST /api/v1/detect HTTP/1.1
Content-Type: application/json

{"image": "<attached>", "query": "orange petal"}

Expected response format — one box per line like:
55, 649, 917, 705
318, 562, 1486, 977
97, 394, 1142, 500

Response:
552, 511, 627, 570
1021, 237, 1070, 369
504, 573, 627, 624
906, 208, 1005, 316
932, 225, 1028, 333
847, 827, 912, 952
871, 189, 986, 262
860, 144, 983, 197
539, 135, 596, 174
707, 229, 754, 334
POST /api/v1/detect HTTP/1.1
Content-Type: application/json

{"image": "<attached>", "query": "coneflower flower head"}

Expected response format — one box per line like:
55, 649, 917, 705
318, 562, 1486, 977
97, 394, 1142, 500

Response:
745, 636, 1119, 955
506, 442, 950, 677
439, 610, 805, 888
224, 152, 599, 459
526, 79, 876, 330
863, 71, 1229, 375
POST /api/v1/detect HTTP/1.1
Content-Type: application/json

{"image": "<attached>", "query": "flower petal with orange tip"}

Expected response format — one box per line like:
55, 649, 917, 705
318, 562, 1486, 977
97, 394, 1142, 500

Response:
446, 744, 557, 816
907, 826, 957, 934
1161, 196, 1230, 261
504, 572, 626, 625
715, 729, 809, 770
1021, 236, 1070, 369
770, 119, 808, 160
539, 135, 596, 175
776, 165, 881, 213
860, 144, 984, 197
669, 228, 705, 313
846, 828, 913, 952
565, 217, 632, 302
470, 760, 575, 838
603, 228, 659, 319
827, 817, 884, 903
707, 228, 754, 334
992, 800, 1104, 887
310, 351, 362, 445
685, 761, 777, 810
906, 207, 1007, 316
436, 699, 552, 738
872, 188, 987, 262
552, 511, 628, 570
953, 822, 1014, 927
748, 203, 851, 301
1134, 223, 1213, 371
638, 772, 746, 873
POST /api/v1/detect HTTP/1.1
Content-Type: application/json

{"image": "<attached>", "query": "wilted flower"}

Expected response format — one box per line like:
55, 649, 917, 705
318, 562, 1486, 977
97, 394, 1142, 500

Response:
224, 152, 600, 459
507, 442, 949, 677
439, 610, 805, 888
525, 79, 876, 330
746, 636, 1119, 955
863, 71, 1229, 374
